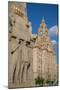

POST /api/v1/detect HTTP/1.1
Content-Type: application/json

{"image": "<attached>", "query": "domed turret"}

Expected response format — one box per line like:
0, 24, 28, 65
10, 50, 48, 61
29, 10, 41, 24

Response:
38, 17, 48, 36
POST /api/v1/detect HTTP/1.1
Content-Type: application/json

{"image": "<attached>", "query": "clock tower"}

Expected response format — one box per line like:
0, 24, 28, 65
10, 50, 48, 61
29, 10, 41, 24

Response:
33, 18, 57, 84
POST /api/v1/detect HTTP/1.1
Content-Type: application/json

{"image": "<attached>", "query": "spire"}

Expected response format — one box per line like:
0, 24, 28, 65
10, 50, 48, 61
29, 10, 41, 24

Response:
42, 16, 45, 22
38, 17, 48, 36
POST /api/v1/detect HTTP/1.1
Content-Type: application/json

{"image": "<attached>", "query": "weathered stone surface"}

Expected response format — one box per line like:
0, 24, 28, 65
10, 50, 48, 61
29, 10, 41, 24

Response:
33, 18, 58, 85
8, 2, 34, 88
8, 2, 58, 88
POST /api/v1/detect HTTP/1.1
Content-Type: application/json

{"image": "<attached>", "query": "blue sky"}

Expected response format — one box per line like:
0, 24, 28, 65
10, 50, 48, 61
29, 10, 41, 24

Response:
27, 3, 58, 64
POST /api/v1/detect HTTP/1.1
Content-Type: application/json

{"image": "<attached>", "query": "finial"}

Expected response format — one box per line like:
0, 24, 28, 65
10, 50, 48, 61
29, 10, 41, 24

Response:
42, 16, 44, 20
42, 16, 45, 22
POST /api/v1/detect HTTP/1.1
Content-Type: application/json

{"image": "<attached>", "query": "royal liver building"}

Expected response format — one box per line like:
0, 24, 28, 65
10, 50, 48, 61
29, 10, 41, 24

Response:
8, 2, 58, 88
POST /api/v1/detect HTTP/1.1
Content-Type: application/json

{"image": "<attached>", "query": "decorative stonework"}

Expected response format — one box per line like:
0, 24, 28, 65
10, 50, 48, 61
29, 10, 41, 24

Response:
8, 2, 58, 88
33, 18, 57, 84
8, 2, 34, 88
38, 18, 48, 36
11, 5, 24, 17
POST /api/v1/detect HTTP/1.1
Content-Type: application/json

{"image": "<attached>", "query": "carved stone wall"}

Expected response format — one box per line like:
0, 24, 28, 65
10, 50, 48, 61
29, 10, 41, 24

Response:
8, 2, 58, 88
33, 19, 57, 85
8, 2, 34, 88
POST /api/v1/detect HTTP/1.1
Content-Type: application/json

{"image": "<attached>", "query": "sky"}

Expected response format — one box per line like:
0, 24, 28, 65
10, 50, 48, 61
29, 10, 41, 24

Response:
27, 3, 58, 64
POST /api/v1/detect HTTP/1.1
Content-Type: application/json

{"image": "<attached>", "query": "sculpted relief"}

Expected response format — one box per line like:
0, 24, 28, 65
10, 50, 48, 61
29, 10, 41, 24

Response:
8, 2, 58, 88
8, 3, 33, 88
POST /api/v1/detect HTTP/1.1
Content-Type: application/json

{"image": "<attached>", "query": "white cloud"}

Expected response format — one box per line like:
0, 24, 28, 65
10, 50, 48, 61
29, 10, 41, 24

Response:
48, 25, 58, 38
51, 40, 57, 49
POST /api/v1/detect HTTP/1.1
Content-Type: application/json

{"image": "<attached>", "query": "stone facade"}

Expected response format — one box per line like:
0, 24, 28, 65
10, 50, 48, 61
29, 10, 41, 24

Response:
33, 19, 58, 85
8, 2, 34, 88
8, 2, 58, 88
